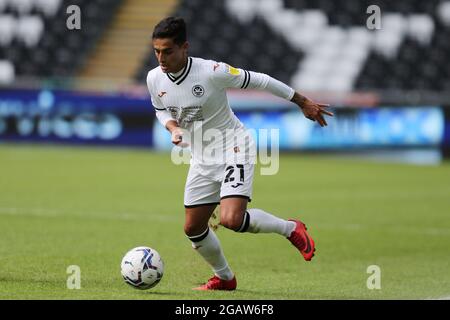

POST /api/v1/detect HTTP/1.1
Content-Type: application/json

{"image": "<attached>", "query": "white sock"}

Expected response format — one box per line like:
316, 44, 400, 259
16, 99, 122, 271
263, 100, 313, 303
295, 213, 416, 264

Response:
245, 208, 296, 237
188, 228, 234, 281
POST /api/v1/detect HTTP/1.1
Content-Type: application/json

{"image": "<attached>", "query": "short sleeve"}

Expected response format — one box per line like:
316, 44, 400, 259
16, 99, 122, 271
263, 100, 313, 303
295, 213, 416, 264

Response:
146, 71, 165, 111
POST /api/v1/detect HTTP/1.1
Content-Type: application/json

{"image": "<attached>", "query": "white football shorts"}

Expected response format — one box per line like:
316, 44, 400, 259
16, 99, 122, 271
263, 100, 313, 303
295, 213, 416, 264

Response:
184, 163, 254, 208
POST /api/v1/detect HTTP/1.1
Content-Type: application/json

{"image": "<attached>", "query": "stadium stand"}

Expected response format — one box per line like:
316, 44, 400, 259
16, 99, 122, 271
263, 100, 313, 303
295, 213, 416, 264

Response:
135, 0, 450, 93
0, 0, 448, 93
0, 0, 122, 83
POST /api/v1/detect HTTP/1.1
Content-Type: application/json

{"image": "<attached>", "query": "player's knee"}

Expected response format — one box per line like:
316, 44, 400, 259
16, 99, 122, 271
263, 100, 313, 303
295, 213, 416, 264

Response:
184, 223, 206, 238
220, 209, 245, 231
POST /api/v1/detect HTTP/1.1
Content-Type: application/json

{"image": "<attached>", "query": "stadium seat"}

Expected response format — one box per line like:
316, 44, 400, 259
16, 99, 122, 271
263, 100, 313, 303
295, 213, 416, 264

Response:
408, 14, 435, 45
0, 0, 7, 12
16, 15, 44, 48
34, 0, 62, 17
0, 15, 15, 46
437, 1, 450, 26
10, 0, 34, 15
0, 59, 14, 84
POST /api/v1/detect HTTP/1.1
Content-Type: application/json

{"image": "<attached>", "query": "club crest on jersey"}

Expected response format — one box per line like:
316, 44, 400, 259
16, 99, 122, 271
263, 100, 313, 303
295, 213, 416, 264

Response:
192, 85, 205, 97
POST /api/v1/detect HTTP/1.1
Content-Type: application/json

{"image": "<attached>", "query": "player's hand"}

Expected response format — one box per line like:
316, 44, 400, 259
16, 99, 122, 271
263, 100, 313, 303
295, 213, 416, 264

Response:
301, 99, 333, 127
171, 127, 189, 147
300, 98, 333, 127
292, 93, 333, 127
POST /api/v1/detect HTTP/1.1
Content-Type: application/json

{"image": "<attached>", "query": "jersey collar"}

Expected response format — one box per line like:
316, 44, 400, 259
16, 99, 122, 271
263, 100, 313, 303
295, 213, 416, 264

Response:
166, 57, 193, 85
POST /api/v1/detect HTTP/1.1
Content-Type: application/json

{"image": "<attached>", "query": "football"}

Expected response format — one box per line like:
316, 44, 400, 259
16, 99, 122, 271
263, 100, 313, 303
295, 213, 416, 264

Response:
120, 246, 164, 290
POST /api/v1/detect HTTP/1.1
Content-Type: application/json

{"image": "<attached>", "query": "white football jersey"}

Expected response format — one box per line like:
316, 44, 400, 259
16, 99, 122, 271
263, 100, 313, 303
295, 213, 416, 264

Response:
146, 56, 294, 165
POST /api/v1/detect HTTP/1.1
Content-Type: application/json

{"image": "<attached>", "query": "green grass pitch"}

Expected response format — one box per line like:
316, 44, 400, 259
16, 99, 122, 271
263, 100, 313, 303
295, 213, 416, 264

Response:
0, 144, 449, 300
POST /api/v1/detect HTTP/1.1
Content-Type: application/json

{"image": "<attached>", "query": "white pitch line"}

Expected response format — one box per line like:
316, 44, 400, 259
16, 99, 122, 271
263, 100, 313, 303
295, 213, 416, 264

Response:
0, 207, 179, 223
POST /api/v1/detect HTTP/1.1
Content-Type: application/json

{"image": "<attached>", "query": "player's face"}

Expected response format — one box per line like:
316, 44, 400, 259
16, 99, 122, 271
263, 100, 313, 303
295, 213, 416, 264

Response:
153, 38, 188, 73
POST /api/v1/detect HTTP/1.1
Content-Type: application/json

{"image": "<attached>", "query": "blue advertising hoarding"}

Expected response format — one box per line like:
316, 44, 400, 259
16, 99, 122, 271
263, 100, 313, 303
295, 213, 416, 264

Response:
153, 107, 444, 150
0, 89, 154, 147
0, 89, 446, 151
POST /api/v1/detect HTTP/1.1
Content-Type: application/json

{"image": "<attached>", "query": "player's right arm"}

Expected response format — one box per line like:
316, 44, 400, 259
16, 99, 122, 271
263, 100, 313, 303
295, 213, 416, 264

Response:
147, 72, 185, 146
152, 99, 185, 146
165, 120, 185, 146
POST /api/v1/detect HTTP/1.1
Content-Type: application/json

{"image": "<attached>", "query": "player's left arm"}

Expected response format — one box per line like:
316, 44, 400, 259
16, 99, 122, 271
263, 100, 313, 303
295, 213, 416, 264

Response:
252, 74, 334, 127
245, 71, 333, 127
210, 62, 333, 127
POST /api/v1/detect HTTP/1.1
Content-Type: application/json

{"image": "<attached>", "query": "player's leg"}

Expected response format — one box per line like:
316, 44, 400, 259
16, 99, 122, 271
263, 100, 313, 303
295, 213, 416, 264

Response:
220, 197, 316, 261
185, 205, 236, 290
246, 208, 316, 261
184, 204, 234, 281
220, 197, 295, 236
184, 165, 236, 290
220, 164, 315, 261
184, 204, 214, 236
220, 163, 295, 235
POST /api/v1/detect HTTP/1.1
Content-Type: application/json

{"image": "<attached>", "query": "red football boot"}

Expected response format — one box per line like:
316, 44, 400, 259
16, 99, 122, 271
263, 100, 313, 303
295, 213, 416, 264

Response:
287, 219, 316, 261
193, 275, 237, 291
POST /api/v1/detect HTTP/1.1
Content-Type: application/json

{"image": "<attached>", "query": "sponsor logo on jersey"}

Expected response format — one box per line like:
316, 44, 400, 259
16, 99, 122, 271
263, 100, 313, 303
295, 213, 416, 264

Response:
213, 63, 220, 71
192, 85, 205, 97
158, 91, 167, 98
167, 105, 204, 125
226, 64, 241, 76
